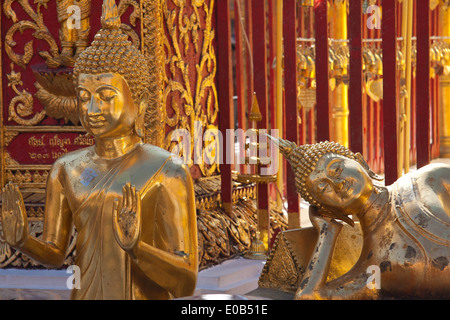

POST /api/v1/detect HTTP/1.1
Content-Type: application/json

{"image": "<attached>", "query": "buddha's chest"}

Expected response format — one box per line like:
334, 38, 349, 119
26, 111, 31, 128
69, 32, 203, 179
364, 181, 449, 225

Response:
62, 158, 156, 216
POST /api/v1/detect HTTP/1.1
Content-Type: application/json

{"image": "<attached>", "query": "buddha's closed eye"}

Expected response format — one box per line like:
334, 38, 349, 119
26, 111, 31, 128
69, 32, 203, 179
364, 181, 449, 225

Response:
317, 181, 331, 195
327, 160, 344, 177
98, 88, 117, 102
77, 89, 91, 102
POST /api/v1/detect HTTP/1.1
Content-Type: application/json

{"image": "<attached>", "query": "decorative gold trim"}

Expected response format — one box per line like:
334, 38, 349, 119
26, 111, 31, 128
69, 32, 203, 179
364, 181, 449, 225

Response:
258, 232, 302, 293
1, 2, 5, 187
162, 0, 218, 176
4, 126, 86, 133
6, 64, 46, 126
141, 0, 165, 147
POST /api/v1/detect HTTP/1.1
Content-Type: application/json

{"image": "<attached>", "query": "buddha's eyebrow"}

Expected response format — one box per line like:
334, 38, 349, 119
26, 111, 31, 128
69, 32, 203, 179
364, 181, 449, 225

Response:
76, 86, 90, 92
326, 158, 343, 171
95, 85, 119, 93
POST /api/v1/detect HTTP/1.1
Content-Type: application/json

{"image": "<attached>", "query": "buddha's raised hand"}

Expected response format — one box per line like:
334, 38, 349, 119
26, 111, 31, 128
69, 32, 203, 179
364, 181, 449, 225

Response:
1, 183, 28, 247
112, 183, 141, 254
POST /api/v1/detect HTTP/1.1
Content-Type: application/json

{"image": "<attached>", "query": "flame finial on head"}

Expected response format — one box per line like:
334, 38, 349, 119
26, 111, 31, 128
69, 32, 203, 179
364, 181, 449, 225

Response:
266, 135, 297, 162
101, 0, 121, 30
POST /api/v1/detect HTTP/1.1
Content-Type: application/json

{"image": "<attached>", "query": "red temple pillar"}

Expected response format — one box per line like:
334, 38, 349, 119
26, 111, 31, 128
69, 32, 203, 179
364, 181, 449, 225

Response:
382, 0, 399, 185
349, 0, 364, 154
217, 0, 234, 215
314, 0, 330, 142
252, 0, 270, 247
284, 0, 300, 228
416, 0, 431, 168
235, 0, 246, 134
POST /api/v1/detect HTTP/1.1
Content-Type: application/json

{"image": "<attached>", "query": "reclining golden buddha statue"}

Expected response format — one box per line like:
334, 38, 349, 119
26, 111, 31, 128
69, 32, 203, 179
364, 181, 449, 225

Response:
0, 0, 198, 300
265, 137, 449, 299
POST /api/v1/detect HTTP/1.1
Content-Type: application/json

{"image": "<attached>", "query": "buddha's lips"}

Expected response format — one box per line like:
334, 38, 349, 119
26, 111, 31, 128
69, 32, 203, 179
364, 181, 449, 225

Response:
87, 116, 106, 127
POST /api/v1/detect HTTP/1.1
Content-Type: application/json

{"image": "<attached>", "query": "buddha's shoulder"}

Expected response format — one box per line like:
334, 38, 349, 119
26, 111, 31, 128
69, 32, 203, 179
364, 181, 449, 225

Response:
51, 146, 96, 170
412, 163, 450, 215
138, 144, 189, 175
414, 163, 450, 183
138, 143, 171, 158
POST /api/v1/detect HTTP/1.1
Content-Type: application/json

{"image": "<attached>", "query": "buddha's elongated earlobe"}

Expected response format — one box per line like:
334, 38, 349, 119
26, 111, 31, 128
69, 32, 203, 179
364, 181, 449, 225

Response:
135, 92, 149, 138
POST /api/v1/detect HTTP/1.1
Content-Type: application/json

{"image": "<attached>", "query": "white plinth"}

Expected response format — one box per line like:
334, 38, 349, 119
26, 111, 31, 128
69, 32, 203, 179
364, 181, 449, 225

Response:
0, 256, 265, 299
194, 257, 266, 296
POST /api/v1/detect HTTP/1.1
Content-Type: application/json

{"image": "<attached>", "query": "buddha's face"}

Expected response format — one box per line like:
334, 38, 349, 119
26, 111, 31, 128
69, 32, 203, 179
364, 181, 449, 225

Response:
76, 73, 137, 139
305, 153, 374, 215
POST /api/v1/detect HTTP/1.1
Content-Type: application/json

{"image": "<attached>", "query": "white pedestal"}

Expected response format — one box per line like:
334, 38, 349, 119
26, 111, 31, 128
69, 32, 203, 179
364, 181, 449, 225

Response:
0, 257, 266, 299
194, 257, 266, 296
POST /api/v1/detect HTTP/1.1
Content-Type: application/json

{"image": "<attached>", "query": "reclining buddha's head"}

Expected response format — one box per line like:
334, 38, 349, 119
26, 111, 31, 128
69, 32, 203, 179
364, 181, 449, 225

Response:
73, 0, 150, 139
273, 138, 384, 226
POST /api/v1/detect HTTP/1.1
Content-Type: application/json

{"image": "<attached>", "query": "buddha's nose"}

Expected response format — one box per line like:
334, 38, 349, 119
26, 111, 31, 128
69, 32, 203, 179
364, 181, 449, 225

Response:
87, 96, 102, 117
335, 180, 345, 192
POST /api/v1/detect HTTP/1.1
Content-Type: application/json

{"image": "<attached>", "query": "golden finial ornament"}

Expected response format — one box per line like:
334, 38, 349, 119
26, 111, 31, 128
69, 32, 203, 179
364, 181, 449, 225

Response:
249, 93, 263, 123
244, 231, 267, 260
101, 0, 121, 30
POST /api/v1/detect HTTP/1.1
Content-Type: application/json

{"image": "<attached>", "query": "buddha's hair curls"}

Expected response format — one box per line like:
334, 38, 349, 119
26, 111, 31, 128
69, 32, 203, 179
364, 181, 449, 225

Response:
73, 0, 151, 103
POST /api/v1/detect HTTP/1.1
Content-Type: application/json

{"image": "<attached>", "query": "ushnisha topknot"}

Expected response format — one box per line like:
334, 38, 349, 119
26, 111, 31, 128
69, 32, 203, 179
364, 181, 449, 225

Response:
100, 0, 121, 30
268, 136, 382, 226
73, 0, 151, 104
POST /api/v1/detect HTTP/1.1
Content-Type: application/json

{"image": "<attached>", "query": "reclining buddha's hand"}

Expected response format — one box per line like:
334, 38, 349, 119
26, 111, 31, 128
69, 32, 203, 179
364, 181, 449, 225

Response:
309, 205, 343, 234
113, 183, 141, 255
1, 183, 28, 248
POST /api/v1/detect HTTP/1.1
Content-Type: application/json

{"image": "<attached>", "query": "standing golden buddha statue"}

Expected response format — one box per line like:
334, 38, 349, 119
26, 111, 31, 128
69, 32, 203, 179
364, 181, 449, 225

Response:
269, 137, 450, 299
1, 0, 198, 300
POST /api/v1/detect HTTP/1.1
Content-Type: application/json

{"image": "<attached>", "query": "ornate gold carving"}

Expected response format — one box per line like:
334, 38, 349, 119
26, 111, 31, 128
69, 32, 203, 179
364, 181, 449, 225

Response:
33, 72, 78, 124
162, 0, 218, 176
6, 64, 46, 126
3, 0, 141, 125
141, 0, 165, 147
3, 131, 19, 147
258, 232, 301, 293
4, 152, 20, 166
5, 169, 49, 186
3, 0, 60, 69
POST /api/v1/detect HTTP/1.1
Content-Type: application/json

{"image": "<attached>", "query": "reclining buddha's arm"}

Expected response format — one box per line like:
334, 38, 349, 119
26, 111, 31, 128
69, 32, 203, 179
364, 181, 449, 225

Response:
294, 207, 343, 300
